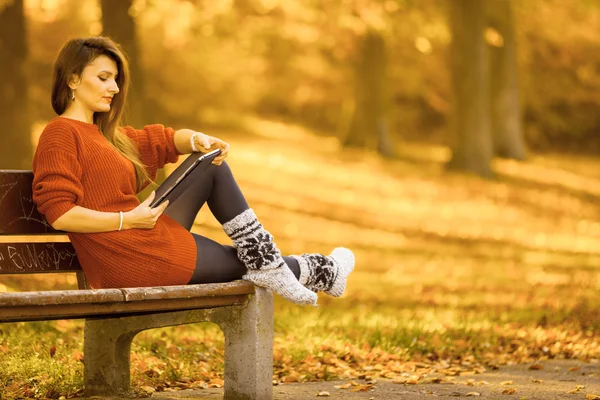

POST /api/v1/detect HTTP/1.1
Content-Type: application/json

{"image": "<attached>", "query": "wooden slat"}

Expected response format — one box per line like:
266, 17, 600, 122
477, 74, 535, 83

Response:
119, 281, 255, 301
0, 295, 250, 323
0, 235, 70, 243
0, 242, 81, 274
0, 281, 254, 322
0, 288, 124, 307
0, 281, 254, 307
0, 170, 61, 235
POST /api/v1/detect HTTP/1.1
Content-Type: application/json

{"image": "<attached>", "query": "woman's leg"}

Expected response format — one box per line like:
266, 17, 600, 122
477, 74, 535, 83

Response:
162, 161, 304, 283
163, 161, 248, 230
163, 160, 351, 304
187, 233, 301, 284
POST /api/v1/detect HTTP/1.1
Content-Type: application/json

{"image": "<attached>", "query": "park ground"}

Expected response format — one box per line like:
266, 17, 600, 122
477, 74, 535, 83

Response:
1, 118, 600, 399
106, 359, 600, 399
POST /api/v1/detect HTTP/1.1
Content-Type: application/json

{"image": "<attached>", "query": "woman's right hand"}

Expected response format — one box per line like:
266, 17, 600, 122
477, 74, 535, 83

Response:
123, 191, 169, 230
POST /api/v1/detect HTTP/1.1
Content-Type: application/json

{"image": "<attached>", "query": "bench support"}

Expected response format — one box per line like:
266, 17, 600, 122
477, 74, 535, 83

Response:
84, 288, 274, 400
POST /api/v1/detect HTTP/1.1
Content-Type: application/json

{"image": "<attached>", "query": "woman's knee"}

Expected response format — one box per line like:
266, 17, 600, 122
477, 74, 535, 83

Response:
213, 160, 233, 178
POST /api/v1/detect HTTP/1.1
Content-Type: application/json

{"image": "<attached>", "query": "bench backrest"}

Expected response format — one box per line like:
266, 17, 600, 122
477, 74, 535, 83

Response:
0, 170, 82, 276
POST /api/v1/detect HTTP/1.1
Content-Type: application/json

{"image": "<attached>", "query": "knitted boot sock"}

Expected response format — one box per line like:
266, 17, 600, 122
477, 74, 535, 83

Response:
222, 208, 318, 306
291, 248, 355, 297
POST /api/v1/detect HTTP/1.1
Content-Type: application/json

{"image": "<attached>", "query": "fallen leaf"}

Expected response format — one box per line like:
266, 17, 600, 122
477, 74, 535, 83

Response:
316, 391, 330, 397
528, 363, 544, 370
140, 386, 156, 394
531, 378, 544, 383
501, 380, 514, 386
502, 388, 517, 394
585, 395, 600, 400
466, 392, 481, 396
283, 375, 299, 383
568, 385, 586, 394
72, 350, 84, 362
334, 383, 352, 389
351, 384, 374, 392
569, 367, 581, 372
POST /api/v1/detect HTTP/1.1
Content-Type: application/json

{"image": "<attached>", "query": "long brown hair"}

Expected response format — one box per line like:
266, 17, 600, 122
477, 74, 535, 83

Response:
51, 36, 150, 190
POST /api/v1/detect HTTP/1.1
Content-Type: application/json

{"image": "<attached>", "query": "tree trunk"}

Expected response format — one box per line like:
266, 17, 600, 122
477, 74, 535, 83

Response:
447, 0, 494, 177
0, 0, 32, 170
343, 30, 396, 158
101, 0, 165, 194
101, 0, 146, 129
487, 0, 527, 160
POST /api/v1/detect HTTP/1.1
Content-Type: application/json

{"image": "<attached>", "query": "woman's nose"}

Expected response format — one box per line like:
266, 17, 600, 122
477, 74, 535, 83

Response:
110, 83, 120, 94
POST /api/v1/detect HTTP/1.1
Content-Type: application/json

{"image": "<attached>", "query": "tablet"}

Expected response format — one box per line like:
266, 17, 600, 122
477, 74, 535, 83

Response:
150, 148, 222, 208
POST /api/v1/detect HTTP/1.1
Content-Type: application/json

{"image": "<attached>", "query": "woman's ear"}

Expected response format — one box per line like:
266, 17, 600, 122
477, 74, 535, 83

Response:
68, 74, 80, 90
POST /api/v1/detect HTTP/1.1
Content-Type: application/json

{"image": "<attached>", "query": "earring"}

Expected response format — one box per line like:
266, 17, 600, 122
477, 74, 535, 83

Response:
71, 90, 75, 101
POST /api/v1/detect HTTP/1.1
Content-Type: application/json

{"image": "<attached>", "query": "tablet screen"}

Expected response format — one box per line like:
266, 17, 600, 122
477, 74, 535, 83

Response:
150, 148, 222, 208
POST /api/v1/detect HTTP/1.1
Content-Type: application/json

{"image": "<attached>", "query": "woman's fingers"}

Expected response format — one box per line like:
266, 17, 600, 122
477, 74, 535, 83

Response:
151, 200, 169, 217
201, 135, 211, 149
141, 191, 155, 206
211, 140, 230, 164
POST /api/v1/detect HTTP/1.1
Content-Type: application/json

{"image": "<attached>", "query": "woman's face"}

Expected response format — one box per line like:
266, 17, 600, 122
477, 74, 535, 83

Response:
70, 55, 120, 114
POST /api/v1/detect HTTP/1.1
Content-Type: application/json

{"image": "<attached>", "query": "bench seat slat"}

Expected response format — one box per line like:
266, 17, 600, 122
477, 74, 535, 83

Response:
119, 281, 255, 301
0, 294, 251, 323
0, 289, 124, 307
0, 280, 254, 307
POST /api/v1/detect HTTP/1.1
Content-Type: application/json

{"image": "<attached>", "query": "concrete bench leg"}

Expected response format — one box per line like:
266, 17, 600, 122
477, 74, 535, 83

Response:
83, 318, 139, 396
82, 288, 274, 399
214, 287, 274, 400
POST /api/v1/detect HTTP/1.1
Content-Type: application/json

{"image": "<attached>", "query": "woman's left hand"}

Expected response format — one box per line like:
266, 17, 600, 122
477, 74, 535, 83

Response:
192, 132, 230, 165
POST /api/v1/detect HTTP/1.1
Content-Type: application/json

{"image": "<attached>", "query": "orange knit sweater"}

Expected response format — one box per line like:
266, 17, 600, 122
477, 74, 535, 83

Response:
32, 117, 197, 289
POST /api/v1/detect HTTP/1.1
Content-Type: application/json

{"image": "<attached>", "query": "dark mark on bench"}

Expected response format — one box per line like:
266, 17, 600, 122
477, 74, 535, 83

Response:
0, 171, 54, 234
0, 243, 78, 272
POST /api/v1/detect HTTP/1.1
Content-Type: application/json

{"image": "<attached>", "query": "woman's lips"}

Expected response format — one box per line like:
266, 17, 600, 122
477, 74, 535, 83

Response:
103, 97, 112, 103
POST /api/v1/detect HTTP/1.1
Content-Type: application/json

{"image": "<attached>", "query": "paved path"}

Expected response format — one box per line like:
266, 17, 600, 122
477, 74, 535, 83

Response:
102, 359, 599, 399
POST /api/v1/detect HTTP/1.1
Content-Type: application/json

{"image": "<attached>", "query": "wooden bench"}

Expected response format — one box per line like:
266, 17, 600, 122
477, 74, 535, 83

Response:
0, 170, 274, 400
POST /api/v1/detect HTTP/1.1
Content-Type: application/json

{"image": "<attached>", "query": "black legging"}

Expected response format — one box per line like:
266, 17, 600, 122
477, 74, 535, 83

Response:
162, 160, 300, 284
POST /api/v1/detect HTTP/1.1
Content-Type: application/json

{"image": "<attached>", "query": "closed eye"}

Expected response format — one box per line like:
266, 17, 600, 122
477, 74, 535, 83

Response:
99, 76, 107, 82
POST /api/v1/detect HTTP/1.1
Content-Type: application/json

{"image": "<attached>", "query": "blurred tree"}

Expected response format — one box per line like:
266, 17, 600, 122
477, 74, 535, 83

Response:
100, 0, 146, 129
344, 29, 395, 157
101, 0, 165, 194
487, 0, 527, 160
0, 0, 32, 169
343, 29, 396, 158
447, 0, 493, 177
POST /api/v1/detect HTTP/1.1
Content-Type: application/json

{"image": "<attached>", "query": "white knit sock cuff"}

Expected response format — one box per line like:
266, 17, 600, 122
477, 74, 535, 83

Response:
291, 255, 311, 286
222, 208, 257, 237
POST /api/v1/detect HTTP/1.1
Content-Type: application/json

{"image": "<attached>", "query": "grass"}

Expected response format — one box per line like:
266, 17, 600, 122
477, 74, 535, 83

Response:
1, 117, 600, 397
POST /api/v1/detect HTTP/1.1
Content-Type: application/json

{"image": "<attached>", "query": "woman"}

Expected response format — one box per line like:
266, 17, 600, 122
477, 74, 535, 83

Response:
32, 36, 354, 306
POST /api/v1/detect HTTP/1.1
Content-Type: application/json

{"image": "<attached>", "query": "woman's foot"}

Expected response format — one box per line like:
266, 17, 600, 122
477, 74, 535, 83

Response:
292, 247, 355, 297
243, 267, 318, 306
223, 208, 318, 306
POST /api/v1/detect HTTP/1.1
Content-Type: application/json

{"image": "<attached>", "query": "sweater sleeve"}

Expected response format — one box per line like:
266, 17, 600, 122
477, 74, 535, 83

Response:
121, 124, 181, 182
32, 128, 85, 225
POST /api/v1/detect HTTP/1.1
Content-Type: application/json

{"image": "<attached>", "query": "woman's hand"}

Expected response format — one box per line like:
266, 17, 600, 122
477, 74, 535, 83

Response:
192, 131, 230, 165
123, 191, 169, 230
